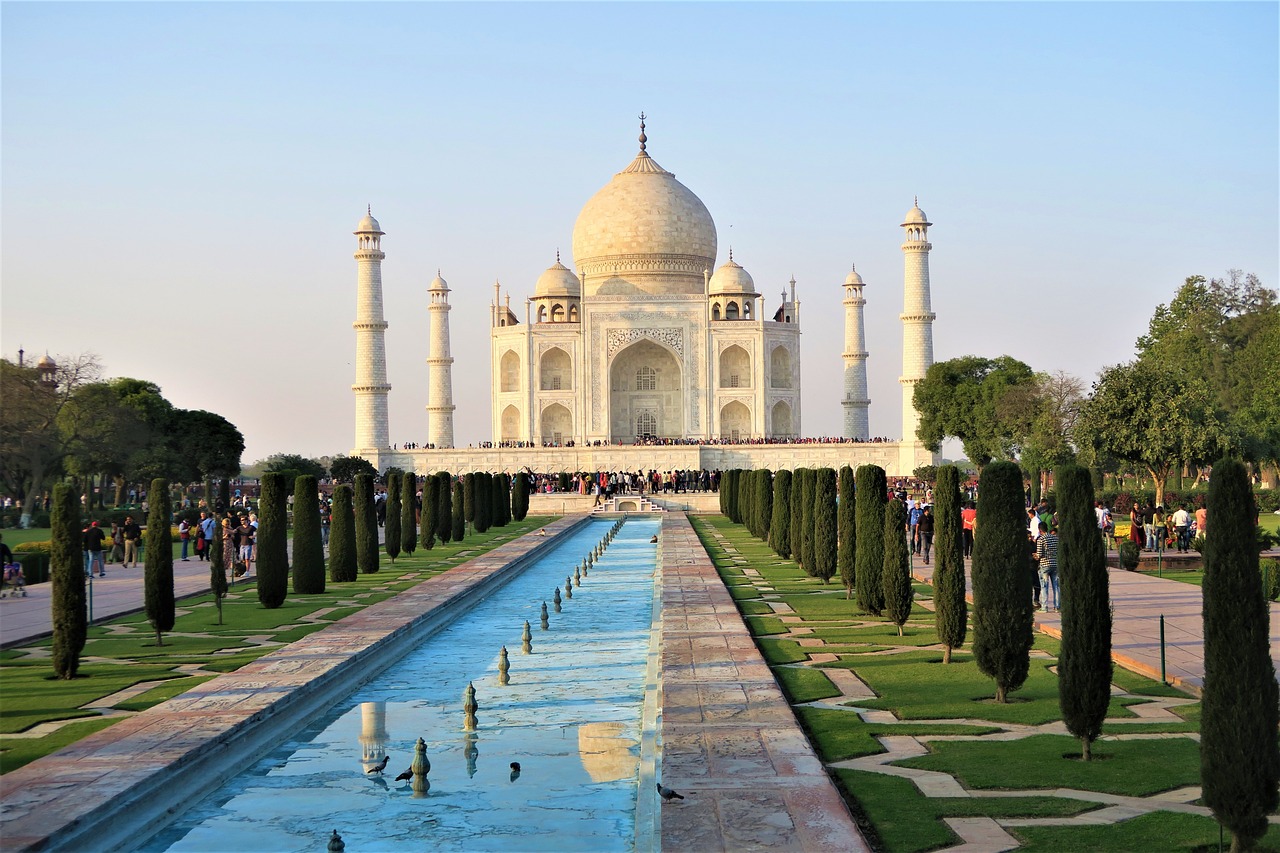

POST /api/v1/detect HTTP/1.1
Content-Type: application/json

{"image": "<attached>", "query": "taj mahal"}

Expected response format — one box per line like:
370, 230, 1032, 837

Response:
352, 119, 938, 477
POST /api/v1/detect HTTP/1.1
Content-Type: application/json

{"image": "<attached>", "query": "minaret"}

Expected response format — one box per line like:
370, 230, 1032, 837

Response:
352, 207, 391, 454
426, 270, 456, 448
842, 265, 870, 440
899, 199, 936, 445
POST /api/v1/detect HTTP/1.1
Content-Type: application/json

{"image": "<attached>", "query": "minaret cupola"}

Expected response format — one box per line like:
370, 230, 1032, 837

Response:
708, 250, 760, 321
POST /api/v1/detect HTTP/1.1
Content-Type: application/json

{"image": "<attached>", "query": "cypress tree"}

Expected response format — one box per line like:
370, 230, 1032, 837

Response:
812, 468, 838, 583
451, 480, 466, 540
421, 474, 437, 550
329, 485, 357, 582
856, 465, 887, 615
972, 460, 1034, 703
1202, 457, 1280, 851
740, 470, 755, 533
144, 478, 175, 645
209, 512, 227, 624
292, 475, 326, 595
463, 473, 476, 525
436, 472, 453, 543
837, 465, 856, 599
719, 469, 731, 516
799, 468, 816, 575
934, 465, 967, 663
502, 473, 513, 526
883, 499, 913, 636
50, 483, 86, 678
218, 478, 231, 515
789, 468, 805, 566
513, 472, 530, 521
474, 473, 492, 533
1056, 463, 1111, 760
354, 473, 379, 574
256, 472, 289, 608
400, 472, 417, 555
756, 468, 773, 541
769, 469, 792, 558
384, 470, 402, 563
490, 472, 505, 528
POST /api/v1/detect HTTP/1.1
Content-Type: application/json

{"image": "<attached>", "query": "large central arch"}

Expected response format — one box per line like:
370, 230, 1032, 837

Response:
608, 339, 682, 443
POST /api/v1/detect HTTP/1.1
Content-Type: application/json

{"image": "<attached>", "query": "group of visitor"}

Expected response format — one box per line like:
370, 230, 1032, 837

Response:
1126, 502, 1207, 553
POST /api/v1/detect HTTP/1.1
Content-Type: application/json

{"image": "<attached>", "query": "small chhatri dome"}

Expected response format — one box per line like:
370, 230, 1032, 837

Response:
845, 264, 865, 286
355, 205, 383, 235
429, 269, 449, 291
36, 353, 56, 368
902, 198, 930, 226
708, 256, 756, 295
534, 257, 581, 298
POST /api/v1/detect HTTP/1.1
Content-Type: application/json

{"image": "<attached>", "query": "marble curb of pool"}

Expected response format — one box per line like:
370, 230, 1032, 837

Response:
0, 515, 592, 853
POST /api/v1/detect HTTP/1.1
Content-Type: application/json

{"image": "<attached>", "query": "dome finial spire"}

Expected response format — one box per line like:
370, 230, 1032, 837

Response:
638, 112, 647, 152
914, 195, 918, 207
728, 246, 734, 262
367, 203, 372, 215
556, 248, 561, 264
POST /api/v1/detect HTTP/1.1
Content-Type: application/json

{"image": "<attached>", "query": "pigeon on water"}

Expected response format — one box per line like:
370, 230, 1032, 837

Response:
395, 768, 413, 782
509, 761, 521, 782
366, 755, 389, 775
656, 782, 684, 802
649, 535, 658, 543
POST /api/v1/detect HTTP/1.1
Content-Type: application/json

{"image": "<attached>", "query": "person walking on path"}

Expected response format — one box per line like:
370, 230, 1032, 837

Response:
918, 505, 935, 564
961, 503, 976, 558
1036, 521, 1060, 612
199, 512, 216, 561
178, 518, 191, 561
109, 523, 124, 564
84, 521, 107, 578
122, 516, 142, 568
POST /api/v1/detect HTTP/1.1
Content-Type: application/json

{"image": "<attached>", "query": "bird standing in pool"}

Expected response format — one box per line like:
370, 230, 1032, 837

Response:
649, 535, 658, 544
366, 755, 389, 775
510, 761, 521, 782
395, 767, 413, 782
656, 782, 684, 802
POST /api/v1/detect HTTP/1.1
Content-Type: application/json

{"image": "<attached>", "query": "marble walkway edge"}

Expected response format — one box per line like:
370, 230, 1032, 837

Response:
657, 514, 871, 852
0, 515, 589, 853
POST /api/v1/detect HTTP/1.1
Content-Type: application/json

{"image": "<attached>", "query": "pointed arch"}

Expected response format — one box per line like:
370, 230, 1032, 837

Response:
771, 400, 793, 437
500, 350, 520, 392
500, 405, 521, 441
770, 345, 792, 389
720, 400, 751, 441
540, 403, 572, 444
719, 344, 751, 389
540, 347, 572, 391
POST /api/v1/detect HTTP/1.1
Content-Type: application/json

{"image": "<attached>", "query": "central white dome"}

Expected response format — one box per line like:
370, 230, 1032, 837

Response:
571, 139, 717, 297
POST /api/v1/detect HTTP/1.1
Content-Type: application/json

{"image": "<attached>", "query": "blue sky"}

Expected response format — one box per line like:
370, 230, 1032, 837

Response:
3, 2, 1276, 464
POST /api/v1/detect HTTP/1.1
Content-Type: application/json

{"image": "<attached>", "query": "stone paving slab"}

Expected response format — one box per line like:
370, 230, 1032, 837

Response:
658, 514, 869, 852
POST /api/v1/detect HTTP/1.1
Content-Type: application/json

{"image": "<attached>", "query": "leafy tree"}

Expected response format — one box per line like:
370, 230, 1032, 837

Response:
837, 466, 856, 599
912, 465, 938, 485
451, 479, 466, 541
436, 472, 453, 543
50, 483, 86, 678
882, 499, 913, 636
1201, 458, 1280, 851
328, 485, 357, 583
798, 468, 816, 575
755, 468, 773, 541
769, 469, 792, 559
913, 355, 1037, 469
934, 465, 967, 663
1055, 463, 1111, 760
262, 453, 327, 482
400, 471, 418, 555
292, 475, 325, 594
996, 370, 1086, 495
144, 478, 175, 645
169, 408, 244, 481
256, 473, 289, 608
1076, 360, 1234, 505
330, 455, 377, 484
855, 465, 887, 615
812, 468, 837, 583
354, 474, 379, 573
384, 470, 402, 563
513, 472, 530, 521
971, 461, 1034, 703
209, 512, 227, 623
218, 479, 231, 516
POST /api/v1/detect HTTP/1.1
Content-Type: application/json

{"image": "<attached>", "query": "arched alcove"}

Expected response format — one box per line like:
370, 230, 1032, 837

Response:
540, 347, 572, 391
540, 403, 572, 444
771, 400, 792, 437
720, 400, 751, 441
608, 339, 681, 442
770, 346, 792, 388
719, 344, 751, 389
500, 405, 521, 441
500, 350, 520, 392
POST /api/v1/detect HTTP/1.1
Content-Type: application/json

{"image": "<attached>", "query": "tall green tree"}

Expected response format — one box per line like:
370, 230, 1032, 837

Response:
256, 472, 289, 608
262, 453, 327, 481
384, 470, 402, 563
788, 468, 805, 567
144, 478, 175, 645
812, 468, 837, 582
489, 472, 506, 528
971, 461, 1034, 703
401, 472, 418, 555
436, 472, 454, 543
49, 483, 86, 678
755, 468, 773, 541
855, 465, 888, 615
798, 468, 817, 575
1201, 458, 1280, 851
451, 479, 466, 541
837, 466, 856, 599
474, 473, 492, 533
1055, 463, 1111, 760
769, 469, 792, 558
328, 485, 357, 583
354, 473, 379, 574
463, 473, 477, 525
513, 472, 530, 521
882, 499, 913, 636
292, 476, 325, 594
913, 355, 1037, 469
209, 512, 227, 623
934, 465, 967, 663
330, 455, 377, 484
420, 474, 438, 550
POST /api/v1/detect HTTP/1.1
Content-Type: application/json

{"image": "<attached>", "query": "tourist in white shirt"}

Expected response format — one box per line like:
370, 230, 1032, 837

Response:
1172, 504, 1192, 552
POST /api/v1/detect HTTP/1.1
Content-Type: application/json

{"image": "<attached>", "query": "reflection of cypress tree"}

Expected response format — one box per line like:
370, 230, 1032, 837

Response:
328, 485, 357, 583
401, 472, 418, 555
812, 468, 837, 582
1201, 457, 1280, 851
421, 475, 438, 550
209, 512, 227, 623
799, 468, 816, 575
292, 475, 326, 594
145, 478, 175, 644
972, 460, 1033, 703
883, 499, 912, 635
256, 473, 289, 608
513, 472, 530, 521
769, 470, 792, 558
837, 466, 856, 599
384, 470, 402, 563
789, 468, 805, 568
934, 465, 967, 663
436, 473, 453, 543
50, 483, 86, 678
452, 480, 466, 541
354, 474, 380, 574
755, 469, 773, 541
855, 465, 887, 615
1055, 463, 1110, 759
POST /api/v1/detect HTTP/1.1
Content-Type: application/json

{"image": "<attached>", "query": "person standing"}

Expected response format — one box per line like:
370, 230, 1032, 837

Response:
109, 522, 125, 564
199, 511, 216, 560
918, 505, 935, 564
1195, 504, 1208, 540
122, 515, 142, 568
908, 500, 923, 555
1035, 521, 1060, 612
84, 521, 107, 577
1172, 503, 1192, 552
961, 503, 977, 558
178, 517, 191, 561
1130, 504, 1145, 550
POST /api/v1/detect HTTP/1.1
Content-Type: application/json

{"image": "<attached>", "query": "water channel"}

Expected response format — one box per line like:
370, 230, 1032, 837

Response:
141, 516, 661, 853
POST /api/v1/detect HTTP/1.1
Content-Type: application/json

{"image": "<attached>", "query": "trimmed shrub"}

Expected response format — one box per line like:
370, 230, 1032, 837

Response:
513, 472, 530, 521
354, 474, 379, 574
421, 474, 438, 550
292, 475, 326, 594
789, 468, 805, 568
256, 473, 289, 608
837, 466, 856, 599
769, 469, 792, 559
451, 479, 466, 541
144, 478, 175, 645
812, 468, 837, 583
1056, 463, 1111, 760
855, 465, 887, 615
934, 465, 967, 662
329, 485, 357, 583
50, 483, 86, 679
972, 460, 1034, 703
436, 472, 453, 543
474, 473, 492, 534
883, 499, 913, 636
463, 473, 476, 523
1201, 457, 1280, 851
799, 469, 816, 575
755, 468, 773, 541
1118, 539, 1140, 570
400, 472, 418, 555
384, 470, 402, 563
496, 472, 511, 527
